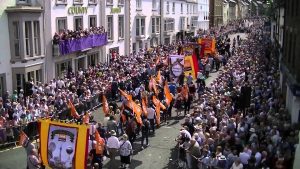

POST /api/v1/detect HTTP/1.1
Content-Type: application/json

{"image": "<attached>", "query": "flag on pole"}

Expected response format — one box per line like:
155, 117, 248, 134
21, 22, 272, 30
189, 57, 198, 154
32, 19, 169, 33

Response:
95, 130, 105, 155
142, 98, 148, 116
119, 89, 132, 101
156, 71, 162, 84
152, 96, 166, 125
102, 95, 109, 115
164, 81, 173, 106
68, 100, 80, 119
149, 77, 158, 95
19, 131, 28, 146
132, 101, 143, 125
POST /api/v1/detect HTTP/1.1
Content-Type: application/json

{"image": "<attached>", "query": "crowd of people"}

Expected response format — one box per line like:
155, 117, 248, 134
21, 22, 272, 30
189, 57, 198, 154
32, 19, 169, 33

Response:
53, 26, 106, 44
2, 17, 297, 169
174, 19, 298, 169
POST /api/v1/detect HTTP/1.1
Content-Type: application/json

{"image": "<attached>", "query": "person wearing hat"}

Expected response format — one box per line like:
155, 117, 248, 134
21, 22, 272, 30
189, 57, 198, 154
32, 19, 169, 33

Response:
106, 130, 119, 167
119, 134, 132, 169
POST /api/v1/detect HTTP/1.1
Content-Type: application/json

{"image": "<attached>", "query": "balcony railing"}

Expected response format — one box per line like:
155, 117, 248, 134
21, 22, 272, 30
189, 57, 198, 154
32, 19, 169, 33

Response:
57, 33, 107, 56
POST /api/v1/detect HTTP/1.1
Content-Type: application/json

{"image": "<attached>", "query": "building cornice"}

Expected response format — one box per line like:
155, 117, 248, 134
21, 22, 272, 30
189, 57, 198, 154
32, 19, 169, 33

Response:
5, 6, 43, 13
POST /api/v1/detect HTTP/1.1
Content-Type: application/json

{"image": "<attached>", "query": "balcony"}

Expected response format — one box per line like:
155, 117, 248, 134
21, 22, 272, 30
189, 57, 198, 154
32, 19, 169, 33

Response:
53, 33, 107, 56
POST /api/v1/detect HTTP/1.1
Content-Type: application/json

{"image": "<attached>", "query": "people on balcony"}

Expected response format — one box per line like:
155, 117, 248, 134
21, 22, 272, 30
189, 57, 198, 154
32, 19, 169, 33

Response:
53, 26, 106, 45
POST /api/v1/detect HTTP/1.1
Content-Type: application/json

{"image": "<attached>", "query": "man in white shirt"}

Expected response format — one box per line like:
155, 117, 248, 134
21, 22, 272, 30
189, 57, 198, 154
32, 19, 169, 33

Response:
239, 148, 250, 165
107, 130, 119, 166
147, 106, 156, 134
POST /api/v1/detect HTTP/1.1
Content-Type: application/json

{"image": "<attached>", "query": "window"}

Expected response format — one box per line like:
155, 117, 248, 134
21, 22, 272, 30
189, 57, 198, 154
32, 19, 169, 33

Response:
136, 18, 145, 36
164, 18, 174, 32
89, 15, 97, 27
12, 21, 20, 58
137, 0, 142, 9
152, 17, 160, 34
16, 74, 24, 92
166, 2, 169, 14
56, 0, 67, 4
88, 53, 98, 67
107, 0, 113, 5
118, 0, 124, 5
138, 41, 143, 50
107, 16, 113, 40
152, 0, 157, 9
88, 0, 97, 4
187, 4, 189, 14
35, 69, 42, 84
57, 17, 67, 33
181, 3, 183, 14
33, 21, 41, 56
156, 18, 160, 33
74, 17, 83, 31
118, 16, 124, 39
27, 71, 34, 82
25, 21, 32, 57
180, 17, 185, 30
191, 17, 198, 27
73, 0, 83, 4
172, 2, 175, 13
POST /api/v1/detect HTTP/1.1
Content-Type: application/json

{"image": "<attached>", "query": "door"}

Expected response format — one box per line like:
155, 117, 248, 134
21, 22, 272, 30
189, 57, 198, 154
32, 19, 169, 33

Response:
75, 57, 85, 72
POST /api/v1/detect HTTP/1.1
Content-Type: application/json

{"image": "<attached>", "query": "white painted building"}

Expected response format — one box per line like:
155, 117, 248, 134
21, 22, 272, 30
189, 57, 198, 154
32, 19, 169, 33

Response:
104, 0, 126, 58
197, 0, 209, 30
223, 0, 229, 25
0, 1, 15, 96
44, 0, 108, 81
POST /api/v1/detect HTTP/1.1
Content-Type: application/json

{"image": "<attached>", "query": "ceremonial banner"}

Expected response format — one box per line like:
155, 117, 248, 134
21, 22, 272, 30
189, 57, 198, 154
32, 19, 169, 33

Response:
170, 55, 184, 81
39, 119, 89, 169
102, 95, 109, 115
198, 38, 216, 55
164, 82, 173, 106
184, 51, 200, 79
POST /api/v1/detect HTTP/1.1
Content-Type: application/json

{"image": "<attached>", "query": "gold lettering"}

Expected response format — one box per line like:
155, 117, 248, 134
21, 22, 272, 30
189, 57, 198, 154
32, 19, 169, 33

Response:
68, 6, 88, 15
78, 7, 83, 14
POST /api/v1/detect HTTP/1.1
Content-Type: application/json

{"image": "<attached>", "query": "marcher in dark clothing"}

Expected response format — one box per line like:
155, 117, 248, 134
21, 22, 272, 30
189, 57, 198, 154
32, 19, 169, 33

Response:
141, 119, 150, 149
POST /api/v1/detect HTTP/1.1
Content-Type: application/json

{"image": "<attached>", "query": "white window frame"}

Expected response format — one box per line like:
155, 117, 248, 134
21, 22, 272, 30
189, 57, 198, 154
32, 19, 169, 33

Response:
17, 0, 28, 4
88, 0, 97, 5
56, 0, 67, 5
136, 0, 142, 9
73, 0, 83, 4
107, 0, 113, 6
24, 21, 32, 57
136, 18, 145, 36
57, 17, 67, 33
156, 18, 160, 34
89, 15, 97, 28
74, 16, 83, 31
172, 2, 175, 14
166, 2, 169, 14
107, 16, 113, 40
180, 17, 185, 30
13, 21, 20, 58
118, 15, 124, 39
33, 21, 41, 56
151, 17, 160, 34
152, 0, 157, 10
187, 4, 189, 14
181, 3, 183, 14
118, 0, 124, 5
164, 18, 174, 32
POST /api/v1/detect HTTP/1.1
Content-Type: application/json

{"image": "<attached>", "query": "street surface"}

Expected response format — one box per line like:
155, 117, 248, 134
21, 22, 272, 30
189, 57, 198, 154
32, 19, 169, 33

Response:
0, 33, 247, 169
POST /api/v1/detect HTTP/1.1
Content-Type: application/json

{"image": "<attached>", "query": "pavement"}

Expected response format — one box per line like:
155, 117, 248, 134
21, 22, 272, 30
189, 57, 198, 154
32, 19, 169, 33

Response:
0, 33, 247, 169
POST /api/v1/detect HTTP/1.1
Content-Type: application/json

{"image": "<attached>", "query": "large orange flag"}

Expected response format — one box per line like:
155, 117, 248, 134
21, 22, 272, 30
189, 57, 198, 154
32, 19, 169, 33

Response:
156, 71, 162, 84
164, 81, 173, 106
152, 96, 166, 125
95, 130, 105, 155
119, 89, 132, 101
142, 98, 148, 116
19, 131, 28, 146
102, 95, 109, 115
149, 77, 158, 95
68, 100, 80, 119
131, 101, 143, 125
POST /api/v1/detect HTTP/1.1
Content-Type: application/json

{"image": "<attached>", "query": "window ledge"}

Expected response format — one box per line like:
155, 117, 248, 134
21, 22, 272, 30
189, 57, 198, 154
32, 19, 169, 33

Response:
73, 3, 84, 6
118, 4, 124, 6
136, 8, 142, 11
106, 3, 113, 6
88, 3, 97, 6
152, 9, 157, 11
107, 40, 114, 43
56, 3, 67, 6
118, 38, 124, 41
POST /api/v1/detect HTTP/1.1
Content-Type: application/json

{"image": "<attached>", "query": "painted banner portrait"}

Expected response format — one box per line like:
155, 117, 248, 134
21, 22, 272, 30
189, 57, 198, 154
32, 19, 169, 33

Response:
39, 119, 89, 169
